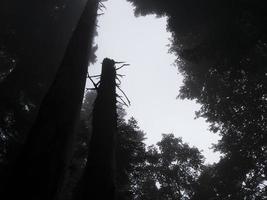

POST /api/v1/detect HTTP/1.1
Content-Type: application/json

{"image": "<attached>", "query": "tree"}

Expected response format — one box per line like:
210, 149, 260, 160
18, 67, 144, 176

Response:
191, 165, 218, 200
116, 116, 147, 200
131, 144, 160, 200
0, 0, 94, 163
156, 134, 204, 200
65, 92, 205, 200
0, 0, 99, 199
76, 58, 118, 200
131, 134, 204, 200
127, 1, 267, 198
58, 91, 96, 200
59, 91, 146, 200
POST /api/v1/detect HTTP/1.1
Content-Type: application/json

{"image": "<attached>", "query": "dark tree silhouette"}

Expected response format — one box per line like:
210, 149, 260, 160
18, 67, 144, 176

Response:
116, 116, 147, 200
61, 92, 145, 200
58, 91, 96, 200
77, 58, 118, 200
0, 0, 94, 161
0, 0, 99, 199
130, 134, 204, 200
60, 95, 204, 200
127, 1, 267, 198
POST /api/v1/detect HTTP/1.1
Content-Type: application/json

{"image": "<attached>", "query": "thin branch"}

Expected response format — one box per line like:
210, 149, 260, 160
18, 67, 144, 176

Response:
116, 86, 131, 105
114, 61, 126, 64
98, 2, 106, 13
117, 95, 129, 107
116, 64, 130, 71
116, 77, 122, 85
99, 2, 106, 9
87, 72, 98, 90
116, 82, 121, 86
117, 74, 125, 78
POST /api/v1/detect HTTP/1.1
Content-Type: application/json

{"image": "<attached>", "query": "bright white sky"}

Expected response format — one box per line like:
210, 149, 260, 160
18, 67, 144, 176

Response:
87, 0, 221, 163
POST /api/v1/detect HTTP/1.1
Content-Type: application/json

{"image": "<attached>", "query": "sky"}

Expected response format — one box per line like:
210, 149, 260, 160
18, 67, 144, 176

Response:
87, 0, 221, 163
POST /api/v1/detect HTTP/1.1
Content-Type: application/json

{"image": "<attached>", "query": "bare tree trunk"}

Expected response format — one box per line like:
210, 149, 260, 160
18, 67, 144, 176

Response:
77, 58, 118, 200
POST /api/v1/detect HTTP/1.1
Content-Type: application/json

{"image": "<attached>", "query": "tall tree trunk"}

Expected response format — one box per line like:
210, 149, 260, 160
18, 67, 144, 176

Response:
0, 0, 89, 164
0, 0, 98, 199
77, 58, 118, 200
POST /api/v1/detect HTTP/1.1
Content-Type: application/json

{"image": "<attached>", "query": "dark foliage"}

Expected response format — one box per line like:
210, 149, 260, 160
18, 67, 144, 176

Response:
127, 0, 267, 198
132, 134, 204, 200
116, 116, 147, 200
67, 98, 204, 200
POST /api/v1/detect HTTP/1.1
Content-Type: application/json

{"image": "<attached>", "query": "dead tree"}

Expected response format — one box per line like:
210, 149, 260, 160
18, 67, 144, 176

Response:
77, 58, 130, 200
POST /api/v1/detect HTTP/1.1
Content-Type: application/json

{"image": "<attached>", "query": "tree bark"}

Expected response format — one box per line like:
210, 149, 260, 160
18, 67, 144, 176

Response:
0, 0, 88, 163
0, 0, 98, 199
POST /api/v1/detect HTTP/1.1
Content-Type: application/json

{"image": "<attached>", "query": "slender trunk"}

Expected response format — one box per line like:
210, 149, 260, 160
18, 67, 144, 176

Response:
77, 58, 118, 200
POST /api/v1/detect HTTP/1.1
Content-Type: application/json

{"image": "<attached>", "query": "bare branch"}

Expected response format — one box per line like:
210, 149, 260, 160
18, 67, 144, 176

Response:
116, 64, 130, 71
114, 61, 126, 64
116, 77, 122, 85
117, 95, 129, 107
117, 74, 125, 78
99, 2, 106, 9
87, 72, 98, 90
116, 86, 131, 105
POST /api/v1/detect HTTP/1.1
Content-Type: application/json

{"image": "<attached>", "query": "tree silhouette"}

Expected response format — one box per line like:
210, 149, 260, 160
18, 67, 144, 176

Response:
127, 1, 267, 198
130, 134, 204, 200
58, 91, 96, 200
0, 0, 99, 199
116, 116, 147, 200
60, 91, 145, 200
76, 58, 118, 199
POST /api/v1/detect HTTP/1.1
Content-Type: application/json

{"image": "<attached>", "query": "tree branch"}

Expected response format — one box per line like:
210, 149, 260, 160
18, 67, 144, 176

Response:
87, 72, 98, 90
117, 74, 125, 78
116, 77, 122, 85
117, 95, 129, 107
116, 86, 131, 105
116, 64, 130, 71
